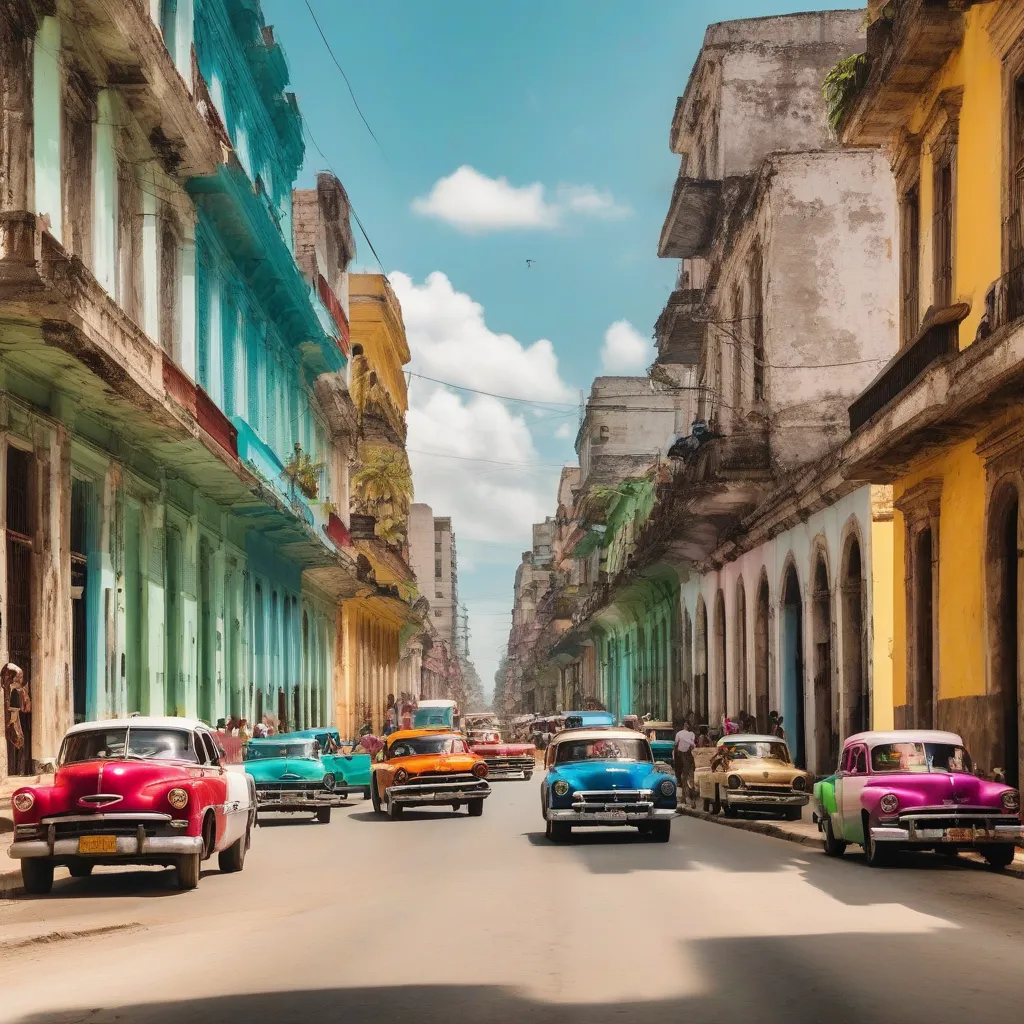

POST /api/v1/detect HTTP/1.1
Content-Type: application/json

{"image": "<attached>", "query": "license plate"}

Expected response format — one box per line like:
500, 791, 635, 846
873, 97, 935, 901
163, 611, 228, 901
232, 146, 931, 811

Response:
78, 835, 117, 855
604, 810, 627, 819
946, 828, 972, 842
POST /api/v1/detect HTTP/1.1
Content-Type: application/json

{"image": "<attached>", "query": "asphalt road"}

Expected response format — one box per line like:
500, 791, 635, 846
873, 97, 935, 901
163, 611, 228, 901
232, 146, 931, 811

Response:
2, 779, 1024, 1023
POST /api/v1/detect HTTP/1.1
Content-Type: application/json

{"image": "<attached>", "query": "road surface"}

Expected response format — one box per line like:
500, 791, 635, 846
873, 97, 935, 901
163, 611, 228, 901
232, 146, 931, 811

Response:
2, 779, 1024, 1022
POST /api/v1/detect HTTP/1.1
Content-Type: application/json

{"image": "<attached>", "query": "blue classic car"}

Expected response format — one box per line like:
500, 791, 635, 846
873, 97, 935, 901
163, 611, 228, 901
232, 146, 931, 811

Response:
284, 728, 372, 801
561, 710, 615, 730
541, 728, 676, 842
243, 738, 334, 823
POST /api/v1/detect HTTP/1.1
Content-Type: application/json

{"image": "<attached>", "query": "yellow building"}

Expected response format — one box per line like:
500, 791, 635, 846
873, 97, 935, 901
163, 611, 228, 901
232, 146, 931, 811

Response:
841, 0, 1024, 784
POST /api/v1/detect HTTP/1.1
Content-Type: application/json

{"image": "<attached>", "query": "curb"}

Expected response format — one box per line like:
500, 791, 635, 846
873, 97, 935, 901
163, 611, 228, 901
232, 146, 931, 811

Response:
676, 805, 1024, 879
0, 922, 142, 953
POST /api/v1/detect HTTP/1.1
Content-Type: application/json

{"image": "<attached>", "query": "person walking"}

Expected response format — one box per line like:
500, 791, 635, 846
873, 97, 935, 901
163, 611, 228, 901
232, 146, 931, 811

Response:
673, 720, 696, 805
695, 724, 713, 748
2, 663, 30, 776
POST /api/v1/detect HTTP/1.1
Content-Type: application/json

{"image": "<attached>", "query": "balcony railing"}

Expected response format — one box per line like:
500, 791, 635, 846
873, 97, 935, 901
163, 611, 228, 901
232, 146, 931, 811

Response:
848, 304, 967, 432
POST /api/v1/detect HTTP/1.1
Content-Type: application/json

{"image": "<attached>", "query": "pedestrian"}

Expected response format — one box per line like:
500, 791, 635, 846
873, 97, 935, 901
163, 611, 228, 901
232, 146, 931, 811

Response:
2, 663, 30, 776
216, 718, 227, 733
774, 716, 787, 741
238, 718, 252, 743
768, 709, 779, 734
695, 724, 713, 748
673, 719, 696, 805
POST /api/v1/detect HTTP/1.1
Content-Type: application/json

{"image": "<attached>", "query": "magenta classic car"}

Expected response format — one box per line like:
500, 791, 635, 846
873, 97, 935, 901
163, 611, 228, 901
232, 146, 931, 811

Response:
813, 730, 1022, 868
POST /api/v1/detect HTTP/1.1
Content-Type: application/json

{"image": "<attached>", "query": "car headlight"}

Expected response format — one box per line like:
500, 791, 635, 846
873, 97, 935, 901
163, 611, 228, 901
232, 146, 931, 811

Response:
394, 768, 409, 783
792, 776, 807, 792
12, 792, 34, 813
1002, 790, 1020, 812
167, 788, 189, 810
323, 773, 336, 792
727, 774, 744, 790
472, 761, 489, 779
553, 779, 570, 797
659, 779, 676, 797
879, 793, 899, 814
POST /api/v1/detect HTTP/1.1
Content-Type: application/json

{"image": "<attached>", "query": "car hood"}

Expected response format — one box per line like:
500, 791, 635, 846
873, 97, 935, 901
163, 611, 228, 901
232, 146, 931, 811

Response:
387, 753, 481, 776
244, 758, 326, 783
548, 760, 659, 790
726, 757, 807, 784
471, 743, 536, 756
864, 772, 1015, 809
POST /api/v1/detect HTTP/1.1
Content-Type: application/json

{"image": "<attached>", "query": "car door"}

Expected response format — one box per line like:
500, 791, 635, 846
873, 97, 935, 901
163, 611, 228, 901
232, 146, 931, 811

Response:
198, 729, 234, 850
839, 744, 869, 843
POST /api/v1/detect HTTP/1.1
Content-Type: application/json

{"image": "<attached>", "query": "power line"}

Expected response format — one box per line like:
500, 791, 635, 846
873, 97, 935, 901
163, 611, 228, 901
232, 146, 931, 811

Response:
406, 448, 567, 468
408, 372, 578, 409
303, 0, 385, 157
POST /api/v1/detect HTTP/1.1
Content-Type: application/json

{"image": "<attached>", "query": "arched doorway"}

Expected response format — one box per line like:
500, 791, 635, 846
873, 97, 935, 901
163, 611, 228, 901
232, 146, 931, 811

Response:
781, 563, 806, 767
735, 578, 748, 717
988, 486, 1020, 786
713, 590, 727, 720
754, 573, 770, 732
812, 553, 837, 774
841, 534, 868, 738
695, 597, 709, 723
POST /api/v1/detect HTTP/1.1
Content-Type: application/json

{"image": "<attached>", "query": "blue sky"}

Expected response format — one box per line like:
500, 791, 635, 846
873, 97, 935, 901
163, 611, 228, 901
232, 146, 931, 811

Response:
263, 0, 854, 695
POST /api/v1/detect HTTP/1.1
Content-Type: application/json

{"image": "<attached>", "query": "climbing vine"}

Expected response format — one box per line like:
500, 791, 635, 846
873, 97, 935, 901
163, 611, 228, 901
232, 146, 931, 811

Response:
822, 52, 869, 137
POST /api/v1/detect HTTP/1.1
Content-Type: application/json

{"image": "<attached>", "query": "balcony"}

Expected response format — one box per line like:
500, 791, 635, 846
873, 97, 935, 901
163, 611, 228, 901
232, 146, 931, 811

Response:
654, 288, 707, 364
848, 304, 967, 432
658, 177, 722, 259
842, 0, 966, 146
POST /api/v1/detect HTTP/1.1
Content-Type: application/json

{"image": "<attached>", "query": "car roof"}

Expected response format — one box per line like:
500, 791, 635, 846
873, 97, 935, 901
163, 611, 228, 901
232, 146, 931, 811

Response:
844, 729, 963, 747
65, 716, 207, 735
387, 728, 461, 742
550, 728, 649, 744
416, 700, 457, 709
248, 735, 316, 744
643, 722, 674, 729
718, 734, 787, 745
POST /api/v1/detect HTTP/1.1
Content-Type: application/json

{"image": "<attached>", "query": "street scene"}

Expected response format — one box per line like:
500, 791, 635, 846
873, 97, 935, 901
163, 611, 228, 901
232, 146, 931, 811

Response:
4, 0, 1024, 1019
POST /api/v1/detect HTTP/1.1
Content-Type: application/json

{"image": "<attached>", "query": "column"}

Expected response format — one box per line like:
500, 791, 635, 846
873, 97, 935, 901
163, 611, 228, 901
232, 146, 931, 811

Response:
32, 16, 61, 241
141, 187, 160, 342
142, 499, 166, 715
179, 227, 197, 378
93, 90, 117, 296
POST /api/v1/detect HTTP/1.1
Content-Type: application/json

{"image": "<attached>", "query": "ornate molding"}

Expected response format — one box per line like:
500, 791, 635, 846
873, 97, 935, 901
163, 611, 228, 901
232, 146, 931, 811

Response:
893, 477, 942, 525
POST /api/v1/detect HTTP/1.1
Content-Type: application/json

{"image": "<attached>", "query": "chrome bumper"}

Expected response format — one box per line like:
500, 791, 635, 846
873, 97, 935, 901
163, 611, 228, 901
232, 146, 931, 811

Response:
388, 781, 491, 805
547, 807, 676, 824
256, 790, 332, 810
10, 835, 202, 859
726, 792, 809, 807
484, 761, 534, 779
872, 822, 1024, 844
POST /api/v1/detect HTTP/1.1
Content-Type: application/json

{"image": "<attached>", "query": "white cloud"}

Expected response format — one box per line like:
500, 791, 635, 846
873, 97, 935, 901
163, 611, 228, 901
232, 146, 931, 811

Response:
600, 319, 651, 373
554, 422, 573, 440
411, 165, 630, 234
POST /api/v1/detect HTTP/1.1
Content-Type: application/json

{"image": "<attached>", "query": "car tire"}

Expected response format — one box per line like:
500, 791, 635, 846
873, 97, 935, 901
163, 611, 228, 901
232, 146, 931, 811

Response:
550, 822, 571, 843
524, 772, 533, 782
68, 860, 93, 878
712, 786, 722, 815
863, 824, 892, 868
544, 818, 553, 840
176, 852, 201, 890
723, 803, 737, 818
363, 786, 372, 800
702, 797, 712, 813
370, 778, 384, 815
650, 821, 671, 843
823, 816, 847, 858
387, 799, 403, 819
219, 826, 249, 873
637, 823, 652, 835
316, 806, 332, 824
21, 859, 54, 895
983, 844, 1016, 871
784, 806, 803, 822
468, 799, 484, 817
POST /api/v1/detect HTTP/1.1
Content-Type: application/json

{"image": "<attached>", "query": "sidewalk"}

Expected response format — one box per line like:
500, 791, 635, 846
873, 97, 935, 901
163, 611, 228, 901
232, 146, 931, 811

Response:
676, 804, 1024, 879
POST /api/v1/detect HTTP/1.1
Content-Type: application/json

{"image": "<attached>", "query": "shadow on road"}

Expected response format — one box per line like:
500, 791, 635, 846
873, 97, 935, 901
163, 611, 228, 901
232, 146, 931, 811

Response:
4, 867, 183, 901
348, 810, 470, 822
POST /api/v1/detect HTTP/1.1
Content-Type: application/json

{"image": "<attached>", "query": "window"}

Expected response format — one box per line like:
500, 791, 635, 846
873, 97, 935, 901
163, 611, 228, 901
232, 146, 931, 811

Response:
117, 160, 143, 323
435, 542, 441, 552
854, 746, 867, 775
199, 730, 221, 766
159, 217, 180, 359
900, 184, 921, 344
62, 66, 95, 266
435, 590, 443, 599
932, 152, 955, 307
1008, 74, 1024, 321
159, 0, 178, 65
749, 248, 764, 403
435, 560, 442, 579
433, 609, 442, 618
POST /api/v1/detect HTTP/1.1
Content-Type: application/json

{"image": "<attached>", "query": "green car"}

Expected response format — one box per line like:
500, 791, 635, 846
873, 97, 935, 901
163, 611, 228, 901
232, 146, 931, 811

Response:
243, 737, 334, 823
812, 773, 840, 832
285, 728, 372, 801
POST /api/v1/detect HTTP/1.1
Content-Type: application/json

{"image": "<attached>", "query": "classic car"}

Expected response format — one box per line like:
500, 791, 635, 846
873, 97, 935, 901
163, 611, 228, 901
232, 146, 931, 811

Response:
8, 716, 255, 894
412, 699, 460, 731
464, 712, 502, 745
468, 733, 537, 780
370, 728, 491, 818
812, 730, 1023, 868
285, 728, 373, 801
243, 737, 335, 823
562, 710, 615, 730
541, 728, 677, 842
641, 722, 676, 764
697, 735, 811, 819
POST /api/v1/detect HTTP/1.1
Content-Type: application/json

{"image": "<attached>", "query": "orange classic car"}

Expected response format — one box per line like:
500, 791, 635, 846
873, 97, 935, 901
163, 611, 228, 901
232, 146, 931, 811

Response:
370, 729, 491, 819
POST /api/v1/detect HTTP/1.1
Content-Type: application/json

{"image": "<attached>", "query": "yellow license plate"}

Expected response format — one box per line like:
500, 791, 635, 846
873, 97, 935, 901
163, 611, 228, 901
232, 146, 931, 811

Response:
78, 835, 117, 855
946, 828, 972, 843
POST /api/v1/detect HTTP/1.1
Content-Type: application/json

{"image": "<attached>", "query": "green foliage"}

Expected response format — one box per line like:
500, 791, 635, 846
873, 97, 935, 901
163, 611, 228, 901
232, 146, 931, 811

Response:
822, 52, 869, 137
351, 444, 413, 545
282, 444, 324, 501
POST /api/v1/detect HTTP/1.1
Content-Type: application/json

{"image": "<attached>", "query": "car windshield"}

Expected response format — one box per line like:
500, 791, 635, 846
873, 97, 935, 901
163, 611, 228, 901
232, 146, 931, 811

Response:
60, 728, 197, 765
389, 735, 462, 757
244, 741, 318, 761
719, 741, 792, 763
554, 738, 652, 764
871, 742, 974, 774
647, 729, 675, 741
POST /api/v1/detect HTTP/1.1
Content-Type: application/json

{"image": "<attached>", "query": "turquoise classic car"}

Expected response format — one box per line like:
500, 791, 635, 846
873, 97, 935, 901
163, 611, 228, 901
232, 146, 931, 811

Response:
243, 737, 334, 823
284, 728, 372, 801
641, 722, 677, 764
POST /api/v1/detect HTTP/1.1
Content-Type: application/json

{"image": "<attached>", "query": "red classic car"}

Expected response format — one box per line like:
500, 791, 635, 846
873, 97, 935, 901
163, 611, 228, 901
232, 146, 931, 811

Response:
8, 716, 255, 894
468, 736, 537, 780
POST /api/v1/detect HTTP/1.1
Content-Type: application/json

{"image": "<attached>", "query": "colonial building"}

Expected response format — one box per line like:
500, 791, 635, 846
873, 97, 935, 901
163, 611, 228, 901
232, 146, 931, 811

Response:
837, 0, 1024, 785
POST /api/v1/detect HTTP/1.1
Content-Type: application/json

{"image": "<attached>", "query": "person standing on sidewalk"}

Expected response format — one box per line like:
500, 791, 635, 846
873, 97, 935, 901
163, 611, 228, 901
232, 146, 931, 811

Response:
673, 720, 696, 806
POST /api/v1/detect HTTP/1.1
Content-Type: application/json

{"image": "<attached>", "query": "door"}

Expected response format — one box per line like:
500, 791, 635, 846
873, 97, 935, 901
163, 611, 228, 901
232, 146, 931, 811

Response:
838, 743, 869, 843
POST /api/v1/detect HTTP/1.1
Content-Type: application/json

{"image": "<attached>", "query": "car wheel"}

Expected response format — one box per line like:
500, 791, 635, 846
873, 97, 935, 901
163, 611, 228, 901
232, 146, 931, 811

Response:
822, 816, 847, 858
784, 806, 803, 822
524, 772, 533, 782
863, 825, 892, 868
21, 859, 54, 895
723, 803, 737, 818
702, 797, 712, 813
468, 799, 484, 817
649, 821, 671, 843
550, 822, 572, 842
370, 778, 383, 815
544, 817, 553, 840
176, 852, 201, 890
68, 860, 93, 878
362, 786, 372, 800
983, 844, 1016, 871
316, 806, 332, 824
637, 823, 652, 835
218, 825, 249, 873
712, 786, 722, 815
387, 798, 403, 819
